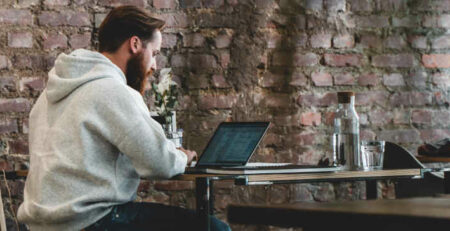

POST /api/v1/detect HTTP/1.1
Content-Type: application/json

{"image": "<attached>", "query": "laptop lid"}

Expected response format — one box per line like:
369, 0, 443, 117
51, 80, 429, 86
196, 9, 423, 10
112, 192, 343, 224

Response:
195, 122, 270, 167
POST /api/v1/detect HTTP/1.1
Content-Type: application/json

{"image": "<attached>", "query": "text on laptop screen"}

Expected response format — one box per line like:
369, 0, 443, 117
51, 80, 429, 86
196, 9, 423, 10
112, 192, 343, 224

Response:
198, 123, 269, 166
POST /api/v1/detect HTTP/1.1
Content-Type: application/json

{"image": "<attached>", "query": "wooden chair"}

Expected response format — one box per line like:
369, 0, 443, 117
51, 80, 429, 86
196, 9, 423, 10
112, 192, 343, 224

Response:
383, 141, 445, 198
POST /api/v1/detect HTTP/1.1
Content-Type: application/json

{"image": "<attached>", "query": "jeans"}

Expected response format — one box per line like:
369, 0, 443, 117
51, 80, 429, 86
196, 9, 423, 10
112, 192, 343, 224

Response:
84, 202, 231, 231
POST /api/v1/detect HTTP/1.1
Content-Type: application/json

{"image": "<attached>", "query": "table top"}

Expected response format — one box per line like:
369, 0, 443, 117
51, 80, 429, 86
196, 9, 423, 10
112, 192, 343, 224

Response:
416, 155, 450, 163
174, 168, 423, 183
228, 197, 450, 230
229, 197, 450, 220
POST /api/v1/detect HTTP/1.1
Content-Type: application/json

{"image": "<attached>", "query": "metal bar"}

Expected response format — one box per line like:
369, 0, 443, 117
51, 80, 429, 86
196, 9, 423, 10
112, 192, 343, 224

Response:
196, 177, 210, 231
366, 180, 377, 199
445, 171, 450, 194
209, 180, 215, 215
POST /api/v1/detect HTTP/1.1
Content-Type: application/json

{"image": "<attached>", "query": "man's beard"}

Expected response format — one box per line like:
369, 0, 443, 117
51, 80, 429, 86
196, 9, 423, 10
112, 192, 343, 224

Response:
125, 52, 153, 95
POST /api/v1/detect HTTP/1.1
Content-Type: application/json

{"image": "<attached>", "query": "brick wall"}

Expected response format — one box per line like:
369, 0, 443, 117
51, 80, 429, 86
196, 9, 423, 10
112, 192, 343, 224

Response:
0, 0, 449, 230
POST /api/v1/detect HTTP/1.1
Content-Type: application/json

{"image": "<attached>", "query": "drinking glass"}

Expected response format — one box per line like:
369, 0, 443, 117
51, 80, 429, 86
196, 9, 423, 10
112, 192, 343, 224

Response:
360, 141, 385, 170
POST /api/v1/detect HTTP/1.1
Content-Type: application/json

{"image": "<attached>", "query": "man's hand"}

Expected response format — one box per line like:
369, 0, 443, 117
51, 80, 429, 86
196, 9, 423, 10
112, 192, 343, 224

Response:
177, 147, 197, 165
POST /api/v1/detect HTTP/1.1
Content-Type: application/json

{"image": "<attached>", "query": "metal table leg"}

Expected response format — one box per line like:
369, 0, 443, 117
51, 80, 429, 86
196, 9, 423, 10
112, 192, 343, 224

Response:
445, 171, 450, 194
366, 180, 377, 199
196, 177, 213, 231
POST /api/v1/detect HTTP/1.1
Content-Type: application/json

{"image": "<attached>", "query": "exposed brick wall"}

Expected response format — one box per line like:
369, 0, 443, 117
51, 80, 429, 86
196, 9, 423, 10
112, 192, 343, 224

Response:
0, 0, 448, 230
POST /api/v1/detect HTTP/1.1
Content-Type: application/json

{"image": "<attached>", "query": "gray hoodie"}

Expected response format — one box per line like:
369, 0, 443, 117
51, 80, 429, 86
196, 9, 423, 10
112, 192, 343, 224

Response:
17, 49, 187, 231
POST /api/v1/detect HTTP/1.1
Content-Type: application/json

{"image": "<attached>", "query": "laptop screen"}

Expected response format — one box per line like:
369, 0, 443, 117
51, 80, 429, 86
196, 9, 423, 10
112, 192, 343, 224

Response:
196, 122, 270, 166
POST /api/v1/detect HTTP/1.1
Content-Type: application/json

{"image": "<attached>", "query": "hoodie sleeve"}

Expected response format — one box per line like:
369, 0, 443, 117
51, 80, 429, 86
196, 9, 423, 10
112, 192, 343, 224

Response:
89, 79, 187, 179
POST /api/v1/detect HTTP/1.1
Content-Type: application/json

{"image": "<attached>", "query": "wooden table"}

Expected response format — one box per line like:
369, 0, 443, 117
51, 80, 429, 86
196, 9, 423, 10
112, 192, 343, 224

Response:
416, 155, 450, 163
174, 168, 427, 231
228, 197, 450, 231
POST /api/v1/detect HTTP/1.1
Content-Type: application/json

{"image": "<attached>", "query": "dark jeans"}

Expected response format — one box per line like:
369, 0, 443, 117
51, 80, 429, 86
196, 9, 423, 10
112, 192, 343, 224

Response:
84, 202, 231, 231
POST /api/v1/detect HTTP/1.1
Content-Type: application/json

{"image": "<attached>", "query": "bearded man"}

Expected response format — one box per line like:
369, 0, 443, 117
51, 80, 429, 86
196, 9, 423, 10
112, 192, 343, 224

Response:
17, 5, 230, 231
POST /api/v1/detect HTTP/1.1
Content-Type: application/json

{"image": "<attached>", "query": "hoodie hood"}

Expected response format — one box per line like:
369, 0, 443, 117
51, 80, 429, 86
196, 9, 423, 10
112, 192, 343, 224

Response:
46, 49, 127, 103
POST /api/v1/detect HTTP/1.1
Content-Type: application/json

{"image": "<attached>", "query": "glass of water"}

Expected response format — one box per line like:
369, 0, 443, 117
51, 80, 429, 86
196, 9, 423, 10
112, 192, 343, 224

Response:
360, 141, 385, 170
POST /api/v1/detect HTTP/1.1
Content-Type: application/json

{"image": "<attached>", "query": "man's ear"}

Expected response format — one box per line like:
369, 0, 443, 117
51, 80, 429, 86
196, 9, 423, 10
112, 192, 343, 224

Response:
129, 36, 141, 54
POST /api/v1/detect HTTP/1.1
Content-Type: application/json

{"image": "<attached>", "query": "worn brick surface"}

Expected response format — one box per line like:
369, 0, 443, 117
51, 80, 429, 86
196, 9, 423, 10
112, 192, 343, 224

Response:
1, 1, 450, 229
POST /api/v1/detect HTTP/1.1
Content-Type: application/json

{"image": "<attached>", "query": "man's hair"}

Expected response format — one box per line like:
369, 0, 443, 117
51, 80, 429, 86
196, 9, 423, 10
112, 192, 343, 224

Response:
98, 6, 165, 53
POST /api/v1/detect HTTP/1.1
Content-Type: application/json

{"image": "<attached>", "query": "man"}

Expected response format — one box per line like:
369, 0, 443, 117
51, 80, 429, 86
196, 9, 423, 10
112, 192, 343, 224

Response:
17, 6, 231, 231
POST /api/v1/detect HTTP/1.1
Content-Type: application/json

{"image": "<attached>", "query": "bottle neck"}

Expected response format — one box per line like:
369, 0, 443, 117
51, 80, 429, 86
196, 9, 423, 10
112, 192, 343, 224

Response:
337, 96, 355, 110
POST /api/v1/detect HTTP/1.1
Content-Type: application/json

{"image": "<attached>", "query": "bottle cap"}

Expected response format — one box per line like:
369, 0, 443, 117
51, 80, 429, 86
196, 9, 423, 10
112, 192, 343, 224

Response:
337, 92, 355, 103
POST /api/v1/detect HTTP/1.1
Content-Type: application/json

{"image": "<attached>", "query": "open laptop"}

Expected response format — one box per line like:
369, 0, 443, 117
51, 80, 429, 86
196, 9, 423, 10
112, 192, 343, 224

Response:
185, 122, 341, 174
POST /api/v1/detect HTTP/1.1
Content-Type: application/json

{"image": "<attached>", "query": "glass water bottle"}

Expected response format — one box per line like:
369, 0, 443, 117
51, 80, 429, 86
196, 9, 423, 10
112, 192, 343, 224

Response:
332, 92, 360, 170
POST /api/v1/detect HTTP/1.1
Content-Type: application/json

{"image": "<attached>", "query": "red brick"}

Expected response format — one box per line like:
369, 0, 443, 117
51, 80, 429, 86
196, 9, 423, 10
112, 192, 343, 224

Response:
8, 32, 33, 48
0, 98, 31, 112
187, 74, 209, 89
0, 77, 16, 93
198, 95, 237, 110
19, 77, 45, 92
214, 34, 232, 49
379, 129, 421, 144
182, 33, 205, 47
43, 33, 68, 50
333, 34, 355, 48
334, 73, 355, 85
204, 0, 224, 8
0, 9, 32, 25
189, 54, 218, 69
355, 91, 388, 106
412, 110, 432, 125
310, 33, 332, 48
300, 112, 321, 126
161, 33, 178, 49
18, 0, 40, 7
179, 0, 201, 8
392, 17, 420, 28
0, 118, 18, 134
0, 56, 10, 70
360, 35, 382, 49
368, 110, 392, 126
349, 0, 372, 12
285, 132, 317, 146
423, 14, 450, 28
422, 54, 450, 68
393, 109, 410, 125
154, 181, 194, 191
407, 71, 427, 88
171, 54, 185, 67
39, 11, 90, 27
372, 54, 416, 68
408, 36, 428, 49
433, 111, 450, 127
261, 72, 284, 88
294, 53, 320, 66
358, 73, 379, 86
44, 0, 69, 6
153, 0, 176, 9
305, 0, 323, 11
383, 73, 405, 87
212, 74, 230, 88
69, 33, 91, 49
311, 71, 332, 86
297, 93, 337, 107
324, 54, 361, 67
325, 0, 346, 12
261, 94, 291, 108
374, 0, 407, 11
8, 138, 29, 154
324, 111, 335, 126
289, 71, 308, 87
432, 35, 450, 49
420, 129, 450, 142
432, 73, 450, 87
97, 0, 146, 7
356, 16, 389, 28
390, 92, 432, 106
385, 36, 407, 49
272, 114, 301, 127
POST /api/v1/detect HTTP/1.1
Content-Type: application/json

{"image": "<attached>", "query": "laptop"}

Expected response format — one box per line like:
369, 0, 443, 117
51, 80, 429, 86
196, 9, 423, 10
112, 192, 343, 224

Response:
185, 122, 341, 174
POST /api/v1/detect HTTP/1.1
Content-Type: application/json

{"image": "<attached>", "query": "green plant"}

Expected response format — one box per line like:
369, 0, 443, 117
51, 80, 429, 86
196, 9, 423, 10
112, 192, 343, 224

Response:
150, 68, 179, 125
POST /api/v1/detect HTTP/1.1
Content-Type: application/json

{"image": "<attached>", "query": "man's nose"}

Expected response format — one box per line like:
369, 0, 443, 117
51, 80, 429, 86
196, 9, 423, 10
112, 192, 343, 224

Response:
150, 58, 157, 71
